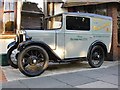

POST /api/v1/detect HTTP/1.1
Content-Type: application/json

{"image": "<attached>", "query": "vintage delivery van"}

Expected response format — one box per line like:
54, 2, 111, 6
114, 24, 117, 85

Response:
7, 12, 112, 77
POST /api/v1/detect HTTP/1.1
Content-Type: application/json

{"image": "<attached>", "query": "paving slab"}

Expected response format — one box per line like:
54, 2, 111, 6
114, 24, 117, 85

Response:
92, 68, 118, 76
51, 72, 97, 86
2, 80, 28, 88
19, 76, 71, 88
75, 81, 118, 88
74, 65, 118, 86
1, 61, 119, 88
74, 70, 110, 79
51, 84, 74, 88
2, 61, 118, 82
0, 82, 2, 90
0, 67, 7, 82
96, 75, 118, 85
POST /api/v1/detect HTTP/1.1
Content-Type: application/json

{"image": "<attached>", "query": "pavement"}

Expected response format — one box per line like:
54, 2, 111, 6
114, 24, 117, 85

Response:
0, 61, 119, 89
0, 67, 7, 83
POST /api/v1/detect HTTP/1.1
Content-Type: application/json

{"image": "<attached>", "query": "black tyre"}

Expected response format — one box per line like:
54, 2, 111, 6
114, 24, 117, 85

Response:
18, 45, 49, 77
88, 45, 105, 68
7, 46, 18, 68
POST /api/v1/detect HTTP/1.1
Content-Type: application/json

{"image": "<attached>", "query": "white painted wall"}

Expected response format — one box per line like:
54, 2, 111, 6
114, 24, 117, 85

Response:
0, 39, 14, 54
54, 3, 68, 15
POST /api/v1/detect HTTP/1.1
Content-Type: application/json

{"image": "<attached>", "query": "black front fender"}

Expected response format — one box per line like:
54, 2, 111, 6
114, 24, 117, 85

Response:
17, 40, 43, 51
17, 40, 61, 61
7, 41, 18, 49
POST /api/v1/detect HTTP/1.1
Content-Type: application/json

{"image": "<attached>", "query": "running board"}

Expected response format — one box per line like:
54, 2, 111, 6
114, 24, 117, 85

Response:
57, 57, 86, 63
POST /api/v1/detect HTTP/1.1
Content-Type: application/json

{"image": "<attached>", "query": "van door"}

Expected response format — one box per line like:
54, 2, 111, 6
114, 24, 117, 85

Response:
26, 14, 63, 50
65, 16, 91, 58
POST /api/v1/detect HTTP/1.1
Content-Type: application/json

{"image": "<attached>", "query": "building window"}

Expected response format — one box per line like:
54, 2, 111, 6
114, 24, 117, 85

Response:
66, 16, 90, 30
118, 9, 120, 44
47, 2, 54, 16
74, 4, 107, 16
0, 1, 3, 34
84, 6, 96, 13
2, 0, 17, 34
95, 4, 107, 16
75, 6, 85, 13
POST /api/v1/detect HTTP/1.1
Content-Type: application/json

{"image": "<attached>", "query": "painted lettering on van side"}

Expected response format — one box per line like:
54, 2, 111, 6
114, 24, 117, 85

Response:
93, 22, 111, 31
70, 36, 88, 41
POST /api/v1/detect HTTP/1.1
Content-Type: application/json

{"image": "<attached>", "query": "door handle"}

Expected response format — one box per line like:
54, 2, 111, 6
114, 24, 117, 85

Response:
89, 36, 93, 38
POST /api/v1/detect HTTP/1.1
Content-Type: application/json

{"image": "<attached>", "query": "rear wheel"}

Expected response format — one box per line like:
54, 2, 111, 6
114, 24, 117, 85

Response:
18, 45, 49, 77
88, 45, 105, 68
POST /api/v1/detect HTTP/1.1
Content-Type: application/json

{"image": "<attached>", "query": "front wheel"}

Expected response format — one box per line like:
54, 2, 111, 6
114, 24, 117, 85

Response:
18, 46, 49, 77
88, 45, 105, 68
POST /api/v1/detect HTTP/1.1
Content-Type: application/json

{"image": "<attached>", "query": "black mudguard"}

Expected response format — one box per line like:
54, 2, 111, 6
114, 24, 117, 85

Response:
17, 40, 61, 61
87, 40, 108, 58
7, 41, 18, 49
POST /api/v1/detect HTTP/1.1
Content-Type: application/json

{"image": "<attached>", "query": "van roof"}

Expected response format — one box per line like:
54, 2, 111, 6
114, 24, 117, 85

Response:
52, 12, 112, 20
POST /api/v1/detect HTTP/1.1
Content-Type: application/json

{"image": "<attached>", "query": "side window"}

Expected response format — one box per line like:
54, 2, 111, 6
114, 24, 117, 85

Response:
66, 16, 90, 31
46, 15, 62, 30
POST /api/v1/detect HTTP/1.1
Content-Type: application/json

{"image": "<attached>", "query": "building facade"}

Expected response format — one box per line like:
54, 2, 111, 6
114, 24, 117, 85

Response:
0, 0, 44, 65
45, 0, 120, 60
44, 0, 68, 16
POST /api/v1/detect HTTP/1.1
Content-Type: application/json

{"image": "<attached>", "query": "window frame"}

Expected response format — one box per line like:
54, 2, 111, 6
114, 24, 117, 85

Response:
66, 15, 91, 31
2, 0, 17, 34
46, 14, 63, 30
74, 4, 108, 16
95, 4, 108, 16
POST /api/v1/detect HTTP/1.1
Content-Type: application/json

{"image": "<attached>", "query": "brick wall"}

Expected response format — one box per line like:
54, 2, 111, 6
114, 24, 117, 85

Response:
118, 47, 120, 60
0, 21, 3, 33
107, 3, 119, 60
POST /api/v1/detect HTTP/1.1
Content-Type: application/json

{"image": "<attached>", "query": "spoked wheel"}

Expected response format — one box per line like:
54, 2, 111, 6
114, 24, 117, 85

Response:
7, 46, 19, 68
88, 45, 105, 68
18, 45, 49, 77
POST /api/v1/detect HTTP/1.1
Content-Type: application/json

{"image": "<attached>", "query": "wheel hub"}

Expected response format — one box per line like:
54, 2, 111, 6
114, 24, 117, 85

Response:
93, 52, 100, 60
29, 56, 38, 65
33, 59, 37, 64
